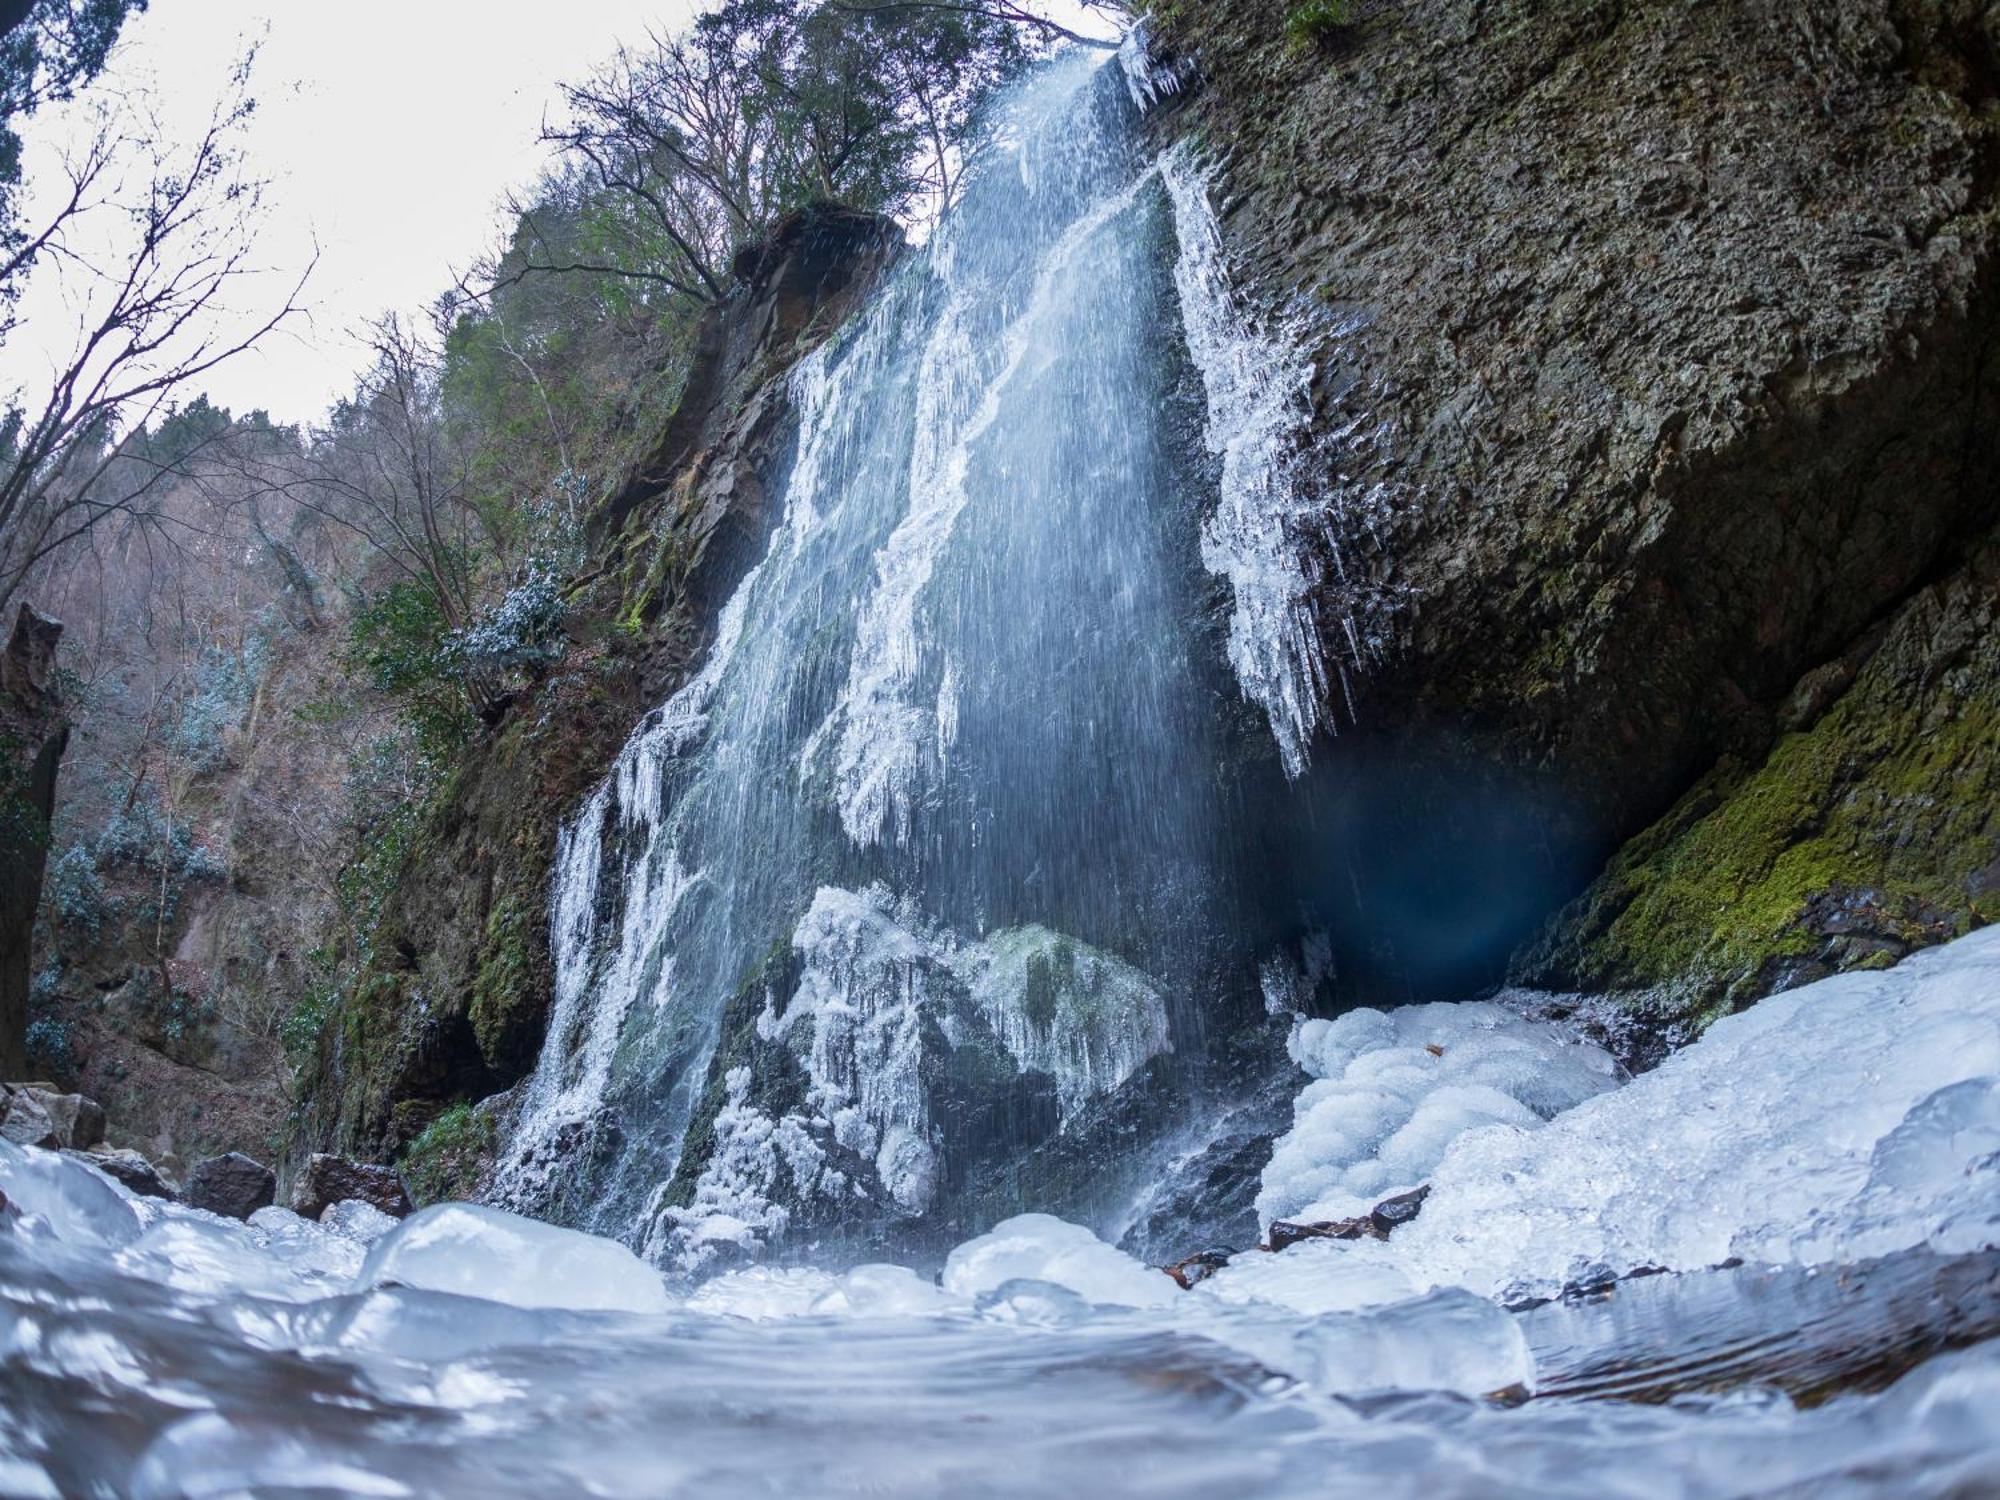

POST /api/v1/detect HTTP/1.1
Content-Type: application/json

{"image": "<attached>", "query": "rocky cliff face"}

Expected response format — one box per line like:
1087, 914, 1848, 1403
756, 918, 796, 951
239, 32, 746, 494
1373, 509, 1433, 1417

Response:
1154, 0, 2000, 1014
290, 205, 901, 1173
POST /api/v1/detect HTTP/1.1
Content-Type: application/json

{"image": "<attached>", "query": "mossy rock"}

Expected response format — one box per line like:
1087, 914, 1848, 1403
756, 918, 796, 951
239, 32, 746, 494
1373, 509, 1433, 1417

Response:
1516, 545, 2000, 1026
398, 1101, 498, 1206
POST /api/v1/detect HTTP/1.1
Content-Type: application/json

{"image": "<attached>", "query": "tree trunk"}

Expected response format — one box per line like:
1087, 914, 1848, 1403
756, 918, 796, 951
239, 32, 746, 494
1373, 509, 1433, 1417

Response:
0, 603, 68, 1079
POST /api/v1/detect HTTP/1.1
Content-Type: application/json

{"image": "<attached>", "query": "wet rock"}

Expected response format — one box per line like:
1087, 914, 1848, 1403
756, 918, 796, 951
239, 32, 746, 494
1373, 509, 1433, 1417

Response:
1369, 1185, 1431, 1235
182, 1152, 276, 1220
1162, 1246, 1236, 1290
1267, 1216, 1382, 1252
68, 1147, 175, 1200
1267, 1186, 1434, 1252
289, 1153, 413, 1221
0, 1086, 57, 1148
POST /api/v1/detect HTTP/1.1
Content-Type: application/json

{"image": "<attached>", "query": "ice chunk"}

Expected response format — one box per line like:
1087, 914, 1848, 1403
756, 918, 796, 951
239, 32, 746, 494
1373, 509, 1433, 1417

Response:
1257, 1001, 1620, 1228
1291, 1287, 1533, 1398
0, 1138, 141, 1251
943, 1213, 1177, 1309
356, 1203, 672, 1314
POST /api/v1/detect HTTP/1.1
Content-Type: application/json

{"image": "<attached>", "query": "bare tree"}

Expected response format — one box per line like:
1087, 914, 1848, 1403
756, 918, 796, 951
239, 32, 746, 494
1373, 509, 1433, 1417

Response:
0, 57, 308, 617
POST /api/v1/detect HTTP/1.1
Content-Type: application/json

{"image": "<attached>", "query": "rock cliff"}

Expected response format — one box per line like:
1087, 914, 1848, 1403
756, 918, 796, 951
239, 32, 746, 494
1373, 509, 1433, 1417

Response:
1154, 0, 2000, 1013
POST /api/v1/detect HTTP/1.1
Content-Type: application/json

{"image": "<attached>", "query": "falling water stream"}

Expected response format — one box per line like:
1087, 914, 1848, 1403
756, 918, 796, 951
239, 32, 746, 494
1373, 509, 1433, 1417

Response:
4, 44, 2000, 1499
490, 49, 1315, 1269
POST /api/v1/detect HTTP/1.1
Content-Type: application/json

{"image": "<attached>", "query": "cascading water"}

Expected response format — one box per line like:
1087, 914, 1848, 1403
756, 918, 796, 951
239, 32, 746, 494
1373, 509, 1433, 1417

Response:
492, 48, 1323, 1268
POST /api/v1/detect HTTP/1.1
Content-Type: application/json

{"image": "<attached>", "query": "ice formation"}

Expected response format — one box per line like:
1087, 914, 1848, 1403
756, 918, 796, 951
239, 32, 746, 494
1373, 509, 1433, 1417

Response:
1256, 1000, 1623, 1228
1393, 923, 2000, 1300
1161, 145, 1328, 776
1246, 924, 2000, 1306
943, 1212, 1178, 1308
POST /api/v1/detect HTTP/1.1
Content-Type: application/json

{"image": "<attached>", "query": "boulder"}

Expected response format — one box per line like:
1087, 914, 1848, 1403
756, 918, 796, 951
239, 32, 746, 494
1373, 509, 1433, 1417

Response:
1369, 1185, 1430, 1235
0, 1087, 56, 1149
68, 1147, 175, 1200
289, 1153, 413, 1221
182, 1152, 275, 1220
1267, 1216, 1382, 1252
27, 1090, 104, 1150
1267, 1187, 1433, 1253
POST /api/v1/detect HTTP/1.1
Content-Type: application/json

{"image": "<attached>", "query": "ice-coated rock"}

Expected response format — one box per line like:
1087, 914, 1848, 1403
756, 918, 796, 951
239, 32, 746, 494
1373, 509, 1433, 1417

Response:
67, 1146, 175, 1199
355, 1202, 672, 1314
944, 1213, 1177, 1309
182, 1152, 277, 1220
320, 1198, 399, 1245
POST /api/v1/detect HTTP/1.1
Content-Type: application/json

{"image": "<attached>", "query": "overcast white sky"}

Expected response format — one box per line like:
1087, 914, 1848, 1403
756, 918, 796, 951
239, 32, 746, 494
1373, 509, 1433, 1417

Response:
0, 1, 1116, 429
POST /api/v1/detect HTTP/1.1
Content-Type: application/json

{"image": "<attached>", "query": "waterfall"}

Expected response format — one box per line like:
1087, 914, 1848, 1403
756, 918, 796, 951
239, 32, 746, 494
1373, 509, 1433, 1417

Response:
494, 48, 1325, 1269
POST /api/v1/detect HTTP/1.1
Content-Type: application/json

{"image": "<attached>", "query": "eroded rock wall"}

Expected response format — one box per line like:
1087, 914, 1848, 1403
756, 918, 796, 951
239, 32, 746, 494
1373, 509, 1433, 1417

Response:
1157, 0, 2000, 1005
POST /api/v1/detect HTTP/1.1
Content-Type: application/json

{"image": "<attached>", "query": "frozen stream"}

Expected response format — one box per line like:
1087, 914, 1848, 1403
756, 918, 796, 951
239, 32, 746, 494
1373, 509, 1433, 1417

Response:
5, 926, 2000, 1496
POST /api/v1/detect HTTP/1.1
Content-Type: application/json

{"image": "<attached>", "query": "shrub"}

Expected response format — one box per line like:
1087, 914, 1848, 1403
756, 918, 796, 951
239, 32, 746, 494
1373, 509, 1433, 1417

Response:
1286, 0, 1357, 48
398, 1102, 497, 1206
25, 1017, 75, 1078
48, 844, 109, 936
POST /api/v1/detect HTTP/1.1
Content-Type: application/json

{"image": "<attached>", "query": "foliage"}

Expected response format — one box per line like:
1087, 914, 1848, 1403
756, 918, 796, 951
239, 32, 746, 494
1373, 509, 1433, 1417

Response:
24, 1015, 74, 1077
1285, 0, 1357, 47
280, 946, 339, 1074
47, 842, 106, 936
171, 628, 273, 771
397, 1101, 496, 1206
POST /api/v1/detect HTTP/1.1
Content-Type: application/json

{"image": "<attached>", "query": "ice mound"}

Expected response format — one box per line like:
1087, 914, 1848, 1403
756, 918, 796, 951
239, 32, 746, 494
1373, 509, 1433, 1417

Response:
356, 1203, 673, 1314
0, 1138, 141, 1252
1196, 1236, 1420, 1316
944, 1213, 1177, 1308
1394, 924, 2000, 1300
1257, 1001, 1622, 1228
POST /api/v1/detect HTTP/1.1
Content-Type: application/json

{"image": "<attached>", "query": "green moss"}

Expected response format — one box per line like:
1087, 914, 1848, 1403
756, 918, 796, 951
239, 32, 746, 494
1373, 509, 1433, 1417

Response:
469, 892, 536, 1071
1285, 0, 1357, 49
1522, 598, 2000, 1025
398, 1102, 497, 1206
662, 939, 807, 1210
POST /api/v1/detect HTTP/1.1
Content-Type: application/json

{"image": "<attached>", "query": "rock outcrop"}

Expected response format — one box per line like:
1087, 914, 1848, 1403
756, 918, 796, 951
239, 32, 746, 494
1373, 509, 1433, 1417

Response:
1155, 0, 2000, 1007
